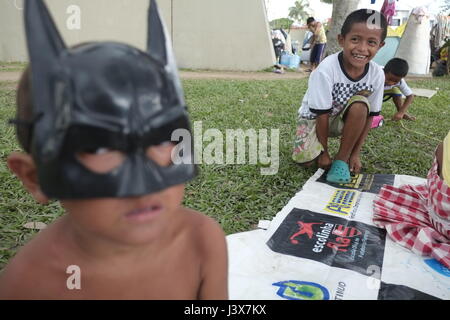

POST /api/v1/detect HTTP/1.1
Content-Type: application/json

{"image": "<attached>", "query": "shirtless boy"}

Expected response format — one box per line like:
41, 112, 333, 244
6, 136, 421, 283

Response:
0, 0, 228, 299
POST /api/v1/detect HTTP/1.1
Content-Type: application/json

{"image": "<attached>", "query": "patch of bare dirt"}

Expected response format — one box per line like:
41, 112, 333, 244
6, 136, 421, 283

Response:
0, 71, 22, 82
0, 69, 309, 83
179, 70, 309, 80
0, 63, 436, 83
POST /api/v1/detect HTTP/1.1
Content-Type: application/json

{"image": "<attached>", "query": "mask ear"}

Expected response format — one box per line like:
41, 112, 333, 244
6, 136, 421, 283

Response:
147, 0, 168, 66
24, 0, 66, 66
24, 0, 69, 161
147, 0, 185, 106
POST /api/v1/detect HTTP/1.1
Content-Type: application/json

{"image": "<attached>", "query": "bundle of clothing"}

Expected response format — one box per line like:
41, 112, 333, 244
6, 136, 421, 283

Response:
373, 132, 450, 268
431, 16, 450, 77
381, 0, 397, 25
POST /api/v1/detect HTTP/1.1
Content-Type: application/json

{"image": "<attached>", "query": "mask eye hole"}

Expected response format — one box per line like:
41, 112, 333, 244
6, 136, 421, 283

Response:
146, 142, 175, 167
76, 148, 126, 173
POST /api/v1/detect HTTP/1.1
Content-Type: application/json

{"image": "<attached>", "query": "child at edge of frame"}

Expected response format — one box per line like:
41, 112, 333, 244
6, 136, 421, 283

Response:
292, 9, 388, 184
0, 0, 228, 300
373, 130, 450, 268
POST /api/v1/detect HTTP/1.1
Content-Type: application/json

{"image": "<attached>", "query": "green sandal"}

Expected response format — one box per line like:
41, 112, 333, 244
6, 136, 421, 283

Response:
326, 160, 351, 184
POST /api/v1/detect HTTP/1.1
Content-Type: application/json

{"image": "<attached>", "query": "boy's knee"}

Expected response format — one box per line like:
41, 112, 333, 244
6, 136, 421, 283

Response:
344, 102, 368, 119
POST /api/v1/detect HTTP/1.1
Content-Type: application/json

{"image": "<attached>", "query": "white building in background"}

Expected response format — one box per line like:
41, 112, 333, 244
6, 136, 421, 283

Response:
389, 3, 436, 28
390, 9, 411, 27
0, 0, 276, 71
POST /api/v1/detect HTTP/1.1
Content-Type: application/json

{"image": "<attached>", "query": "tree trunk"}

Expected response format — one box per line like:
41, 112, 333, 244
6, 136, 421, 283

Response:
325, 0, 360, 56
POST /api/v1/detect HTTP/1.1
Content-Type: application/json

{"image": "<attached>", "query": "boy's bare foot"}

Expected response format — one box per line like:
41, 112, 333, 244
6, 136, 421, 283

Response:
317, 152, 332, 170
403, 113, 416, 121
298, 160, 316, 168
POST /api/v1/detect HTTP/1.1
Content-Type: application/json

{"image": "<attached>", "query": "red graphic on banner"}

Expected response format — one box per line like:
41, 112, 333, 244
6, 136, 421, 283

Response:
332, 225, 362, 238
290, 222, 323, 244
289, 220, 363, 253
327, 225, 362, 253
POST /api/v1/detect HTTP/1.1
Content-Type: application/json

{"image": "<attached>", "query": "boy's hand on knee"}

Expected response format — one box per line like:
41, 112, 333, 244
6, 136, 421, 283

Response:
349, 154, 362, 174
318, 151, 332, 170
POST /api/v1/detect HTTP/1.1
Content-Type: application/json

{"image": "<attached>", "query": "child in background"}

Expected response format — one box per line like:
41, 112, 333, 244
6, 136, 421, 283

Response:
383, 58, 416, 121
373, 130, 450, 268
306, 17, 328, 72
0, 0, 228, 299
293, 9, 388, 184
272, 29, 286, 74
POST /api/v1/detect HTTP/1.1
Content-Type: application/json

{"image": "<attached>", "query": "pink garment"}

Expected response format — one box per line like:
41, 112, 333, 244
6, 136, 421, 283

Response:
381, 0, 396, 25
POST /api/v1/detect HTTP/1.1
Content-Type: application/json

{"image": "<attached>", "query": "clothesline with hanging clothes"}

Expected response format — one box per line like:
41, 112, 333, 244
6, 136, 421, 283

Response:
432, 15, 450, 48
381, 0, 398, 25
371, 0, 398, 4
369, 0, 399, 26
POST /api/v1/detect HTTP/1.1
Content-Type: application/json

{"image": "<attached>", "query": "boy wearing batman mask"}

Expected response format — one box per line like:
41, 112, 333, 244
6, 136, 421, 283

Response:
0, 0, 228, 299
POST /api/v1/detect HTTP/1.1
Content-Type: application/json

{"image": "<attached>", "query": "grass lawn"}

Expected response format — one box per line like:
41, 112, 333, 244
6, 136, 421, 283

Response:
1, 75, 449, 270
0, 62, 28, 72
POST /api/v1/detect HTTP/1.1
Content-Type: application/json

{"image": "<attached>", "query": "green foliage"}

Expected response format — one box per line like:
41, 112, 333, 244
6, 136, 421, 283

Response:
0, 62, 27, 72
270, 18, 294, 30
288, 0, 311, 25
1, 75, 449, 270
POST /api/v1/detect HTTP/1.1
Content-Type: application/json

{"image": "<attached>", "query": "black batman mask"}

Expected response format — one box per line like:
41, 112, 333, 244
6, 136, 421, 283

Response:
23, 0, 197, 199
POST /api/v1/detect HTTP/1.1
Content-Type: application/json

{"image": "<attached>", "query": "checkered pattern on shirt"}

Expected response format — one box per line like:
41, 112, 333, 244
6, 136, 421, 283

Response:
332, 82, 374, 106
373, 157, 450, 269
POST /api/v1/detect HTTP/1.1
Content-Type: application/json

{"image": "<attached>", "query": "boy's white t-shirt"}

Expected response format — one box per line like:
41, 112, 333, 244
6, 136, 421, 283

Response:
384, 78, 413, 97
298, 52, 385, 119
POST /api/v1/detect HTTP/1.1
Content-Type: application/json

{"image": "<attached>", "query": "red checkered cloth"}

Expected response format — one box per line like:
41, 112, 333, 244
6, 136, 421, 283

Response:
373, 157, 450, 269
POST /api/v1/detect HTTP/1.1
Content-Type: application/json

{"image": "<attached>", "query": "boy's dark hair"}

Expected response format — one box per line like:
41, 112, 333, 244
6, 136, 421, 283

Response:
306, 17, 315, 25
341, 9, 388, 42
384, 58, 409, 77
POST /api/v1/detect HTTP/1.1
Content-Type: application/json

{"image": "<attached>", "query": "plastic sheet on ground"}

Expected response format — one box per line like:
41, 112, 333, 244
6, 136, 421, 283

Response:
227, 169, 450, 300
410, 88, 438, 99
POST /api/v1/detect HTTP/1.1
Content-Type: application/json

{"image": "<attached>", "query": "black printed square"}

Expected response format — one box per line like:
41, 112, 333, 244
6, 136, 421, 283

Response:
267, 209, 387, 278
316, 172, 395, 194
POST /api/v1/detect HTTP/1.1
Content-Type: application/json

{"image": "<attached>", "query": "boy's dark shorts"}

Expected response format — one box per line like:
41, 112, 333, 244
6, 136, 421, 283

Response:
383, 87, 403, 102
310, 43, 326, 64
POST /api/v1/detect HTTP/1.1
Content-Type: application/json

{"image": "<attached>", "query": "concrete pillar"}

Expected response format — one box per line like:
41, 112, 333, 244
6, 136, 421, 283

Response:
395, 8, 431, 75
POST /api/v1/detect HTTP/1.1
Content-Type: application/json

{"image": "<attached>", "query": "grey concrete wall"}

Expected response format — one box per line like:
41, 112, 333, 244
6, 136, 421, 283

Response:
395, 13, 431, 75
0, 0, 27, 61
0, 0, 170, 61
0, 0, 275, 71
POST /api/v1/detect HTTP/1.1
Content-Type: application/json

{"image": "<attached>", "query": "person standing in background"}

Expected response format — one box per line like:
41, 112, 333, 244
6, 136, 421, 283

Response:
307, 17, 327, 72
